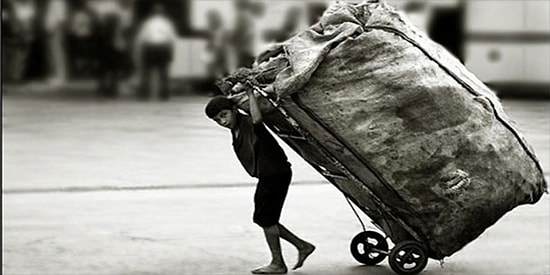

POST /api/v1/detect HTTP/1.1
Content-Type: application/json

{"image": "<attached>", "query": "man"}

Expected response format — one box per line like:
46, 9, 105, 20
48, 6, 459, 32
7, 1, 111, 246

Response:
204, 83, 315, 274
230, 0, 262, 69
134, 3, 177, 100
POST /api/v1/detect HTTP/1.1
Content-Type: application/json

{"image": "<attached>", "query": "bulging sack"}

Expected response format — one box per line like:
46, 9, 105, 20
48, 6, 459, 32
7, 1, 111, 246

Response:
220, 1, 547, 259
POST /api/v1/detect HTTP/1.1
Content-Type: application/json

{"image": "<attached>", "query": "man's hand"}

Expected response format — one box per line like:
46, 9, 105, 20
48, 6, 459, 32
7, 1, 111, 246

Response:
227, 92, 247, 105
245, 86, 255, 98
228, 81, 264, 124
232, 82, 263, 125
230, 82, 247, 94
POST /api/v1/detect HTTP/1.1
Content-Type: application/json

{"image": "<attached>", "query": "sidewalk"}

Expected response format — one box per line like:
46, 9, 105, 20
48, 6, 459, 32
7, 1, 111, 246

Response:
3, 183, 549, 275
3, 83, 549, 193
2, 92, 324, 193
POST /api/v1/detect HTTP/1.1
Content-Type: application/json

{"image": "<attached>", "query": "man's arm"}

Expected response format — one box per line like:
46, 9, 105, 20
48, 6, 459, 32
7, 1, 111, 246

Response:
246, 88, 263, 125
231, 82, 263, 124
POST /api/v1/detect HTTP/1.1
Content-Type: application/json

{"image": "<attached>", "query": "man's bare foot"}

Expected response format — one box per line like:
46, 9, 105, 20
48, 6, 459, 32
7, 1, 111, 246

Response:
251, 264, 287, 274
293, 243, 315, 270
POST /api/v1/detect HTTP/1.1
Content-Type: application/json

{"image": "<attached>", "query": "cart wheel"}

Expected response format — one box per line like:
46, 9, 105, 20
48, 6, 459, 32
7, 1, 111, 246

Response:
350, 231, 388, 265
389, 241, 428, 275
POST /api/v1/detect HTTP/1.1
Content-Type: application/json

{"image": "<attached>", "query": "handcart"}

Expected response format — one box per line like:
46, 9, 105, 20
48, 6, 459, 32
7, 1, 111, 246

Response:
235, 84, 432, 274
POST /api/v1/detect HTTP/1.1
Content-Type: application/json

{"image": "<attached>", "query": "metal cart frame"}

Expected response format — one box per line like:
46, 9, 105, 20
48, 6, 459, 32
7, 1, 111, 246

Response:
244, 84, 430, 274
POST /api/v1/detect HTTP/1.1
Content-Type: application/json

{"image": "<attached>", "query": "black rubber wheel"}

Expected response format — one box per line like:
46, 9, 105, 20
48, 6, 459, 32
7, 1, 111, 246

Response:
350, 231, 389, 265
389, 241, 428, 275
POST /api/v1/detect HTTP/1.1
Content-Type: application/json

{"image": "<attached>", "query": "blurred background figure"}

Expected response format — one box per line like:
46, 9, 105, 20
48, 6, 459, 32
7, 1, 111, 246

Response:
87, 0, 135, 98
229, 0, 264, 70
2, 0, 37, 83
115, 0, 137, 89
134, 3, 178, 100
44, 0, 68, 86
97, 8, 122, 98
65, 0, 98, 81
204, 9, 230, 95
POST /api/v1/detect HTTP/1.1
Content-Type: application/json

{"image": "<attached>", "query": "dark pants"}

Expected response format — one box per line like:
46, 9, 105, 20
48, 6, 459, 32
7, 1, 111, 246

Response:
97, 15, 124, 98
253, 170, 292, 227
140, 43, 173, 100
97, 48, 122, 98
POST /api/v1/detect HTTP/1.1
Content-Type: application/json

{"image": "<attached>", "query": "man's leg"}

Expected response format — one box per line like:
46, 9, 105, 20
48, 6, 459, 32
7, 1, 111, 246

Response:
105, 66, 118, 98
252, 225, 287, 274
139, 62, 151, 100
158, 45, 172, 100
158, 62, 170, 100
277, 224, 315, 270
252, 172, 295, 274
139, 46, 154, 100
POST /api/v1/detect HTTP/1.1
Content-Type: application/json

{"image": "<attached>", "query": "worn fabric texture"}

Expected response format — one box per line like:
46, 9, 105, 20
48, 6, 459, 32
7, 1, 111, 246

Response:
221, 1, 547, 259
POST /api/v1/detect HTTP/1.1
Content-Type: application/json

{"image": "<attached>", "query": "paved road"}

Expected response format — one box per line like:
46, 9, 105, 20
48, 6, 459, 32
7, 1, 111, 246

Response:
3, 183, 549, 275
3, 93, 549, 274
2, 94, 325, 192
3, 94, 549, 192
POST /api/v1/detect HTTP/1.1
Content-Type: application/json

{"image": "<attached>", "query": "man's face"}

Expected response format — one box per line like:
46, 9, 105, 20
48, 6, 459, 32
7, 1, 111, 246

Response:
213, 109, 237, 129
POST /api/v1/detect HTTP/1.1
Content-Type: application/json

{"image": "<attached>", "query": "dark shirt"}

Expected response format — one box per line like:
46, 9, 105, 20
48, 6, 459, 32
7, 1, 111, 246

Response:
232, 113, 290, 178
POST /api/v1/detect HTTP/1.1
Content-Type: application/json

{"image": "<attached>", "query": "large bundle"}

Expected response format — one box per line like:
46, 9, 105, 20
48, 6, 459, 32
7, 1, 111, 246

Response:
219, 1, 547, 259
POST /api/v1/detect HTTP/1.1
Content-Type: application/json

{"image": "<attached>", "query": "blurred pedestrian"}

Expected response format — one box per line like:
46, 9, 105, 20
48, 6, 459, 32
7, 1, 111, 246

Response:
204, 10, 231, 95
66, 1, 99, 79
204, 83, 316, 274
44, 0, 68, 86
134, 3, 178, 100
96, 13, 123, 98
3, 0, 37, 82
229, 0, 264, 70
93, 0, 135, 98
113, 0, 136, 82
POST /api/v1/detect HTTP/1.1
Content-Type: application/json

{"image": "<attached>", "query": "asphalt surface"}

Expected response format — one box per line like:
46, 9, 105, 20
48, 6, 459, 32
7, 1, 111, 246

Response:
3, 91, 550, 274
2, 93, 323, 192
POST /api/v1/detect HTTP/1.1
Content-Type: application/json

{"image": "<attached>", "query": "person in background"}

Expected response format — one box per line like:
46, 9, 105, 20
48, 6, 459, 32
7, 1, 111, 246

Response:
44, 0, 68, 86
204, 9, 231, 95
204, 83, 316, 274
229, 0, 264, 70
96, 13, 123, 98
134, 3, 178, 100
93, 0, 135, 98
3, 0, 37, 83
66, 1, 99, 79
114, 0, 136, 82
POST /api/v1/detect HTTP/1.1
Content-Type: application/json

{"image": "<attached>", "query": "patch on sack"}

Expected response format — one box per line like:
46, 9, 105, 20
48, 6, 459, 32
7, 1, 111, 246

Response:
439, 169, 470, 195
